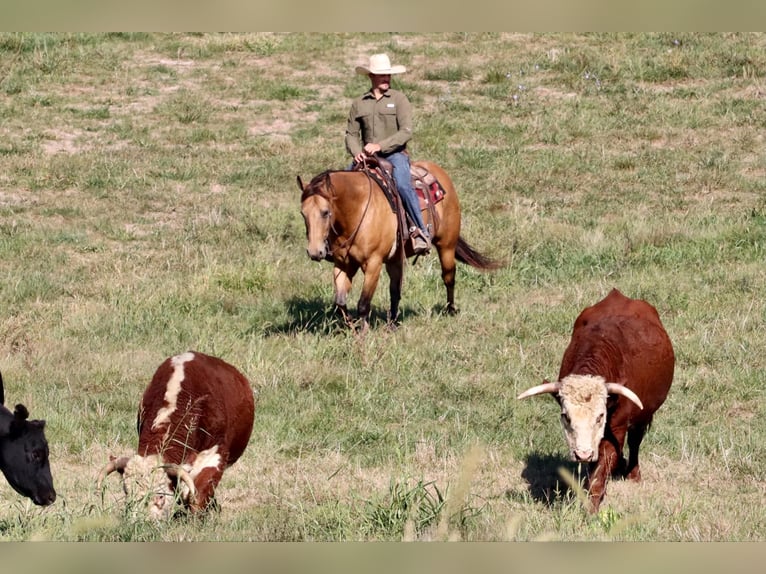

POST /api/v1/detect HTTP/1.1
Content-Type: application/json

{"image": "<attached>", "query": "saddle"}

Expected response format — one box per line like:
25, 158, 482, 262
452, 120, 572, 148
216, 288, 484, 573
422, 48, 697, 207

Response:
353, 156, 446, 216
410, 164, 446, 210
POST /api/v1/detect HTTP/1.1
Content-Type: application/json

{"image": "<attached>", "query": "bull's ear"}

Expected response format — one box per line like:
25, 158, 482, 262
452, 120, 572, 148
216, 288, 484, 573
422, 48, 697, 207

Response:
297, 175, 305, 191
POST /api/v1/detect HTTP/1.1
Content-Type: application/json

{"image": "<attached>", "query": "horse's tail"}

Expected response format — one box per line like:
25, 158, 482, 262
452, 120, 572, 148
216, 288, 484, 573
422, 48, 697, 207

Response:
455, 236, 504, 270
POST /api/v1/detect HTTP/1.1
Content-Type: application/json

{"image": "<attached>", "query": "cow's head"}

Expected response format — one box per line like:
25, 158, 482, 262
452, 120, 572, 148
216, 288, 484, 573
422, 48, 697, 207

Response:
0, 403, 56, 506
97, 454, 196, 520
517, 375, 643, 462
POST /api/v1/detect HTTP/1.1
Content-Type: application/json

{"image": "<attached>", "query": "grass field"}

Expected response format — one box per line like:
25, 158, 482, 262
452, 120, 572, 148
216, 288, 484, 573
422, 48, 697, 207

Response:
1, 32, 765, 541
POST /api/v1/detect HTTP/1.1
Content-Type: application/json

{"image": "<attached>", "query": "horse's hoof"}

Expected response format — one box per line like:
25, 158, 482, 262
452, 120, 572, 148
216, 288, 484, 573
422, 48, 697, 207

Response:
447, 305, 459, 316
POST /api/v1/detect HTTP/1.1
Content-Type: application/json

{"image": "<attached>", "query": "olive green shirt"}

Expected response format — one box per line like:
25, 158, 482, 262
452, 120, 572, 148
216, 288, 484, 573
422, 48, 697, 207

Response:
345, 88, 413, 157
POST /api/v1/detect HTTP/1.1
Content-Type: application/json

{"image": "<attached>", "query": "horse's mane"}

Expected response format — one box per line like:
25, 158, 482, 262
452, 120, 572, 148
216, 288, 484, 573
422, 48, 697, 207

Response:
301, 169, 344, 202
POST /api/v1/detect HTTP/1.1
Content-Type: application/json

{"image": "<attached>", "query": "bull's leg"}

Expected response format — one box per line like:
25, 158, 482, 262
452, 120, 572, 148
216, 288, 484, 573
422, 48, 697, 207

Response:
188, 465, 224, 513
586, 430, 625, 513
625, 422, 649, 481
385, 259, 403, 326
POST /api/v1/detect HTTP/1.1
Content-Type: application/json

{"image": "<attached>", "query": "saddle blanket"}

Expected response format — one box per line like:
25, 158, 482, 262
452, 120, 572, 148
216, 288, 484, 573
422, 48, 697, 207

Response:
410, 164, 445, 210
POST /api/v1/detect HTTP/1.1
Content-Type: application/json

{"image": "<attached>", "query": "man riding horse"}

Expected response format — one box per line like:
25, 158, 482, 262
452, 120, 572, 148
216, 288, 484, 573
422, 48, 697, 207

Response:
345, 53, 432, 256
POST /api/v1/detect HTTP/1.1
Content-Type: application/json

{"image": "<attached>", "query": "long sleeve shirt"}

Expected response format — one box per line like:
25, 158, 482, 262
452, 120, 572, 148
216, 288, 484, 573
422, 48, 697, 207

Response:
345, 88, 413, 157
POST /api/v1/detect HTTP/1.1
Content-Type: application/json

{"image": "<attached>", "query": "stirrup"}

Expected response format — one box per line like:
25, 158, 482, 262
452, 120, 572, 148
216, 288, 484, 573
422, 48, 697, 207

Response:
409, 227, 431, 254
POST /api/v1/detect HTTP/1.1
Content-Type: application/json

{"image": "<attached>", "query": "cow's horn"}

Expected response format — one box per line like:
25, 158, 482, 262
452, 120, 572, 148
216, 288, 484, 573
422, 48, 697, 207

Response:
605, 383, 644, 410
517, 380, 561, 400
164, 465, 197, 501
97, 456, 130, 489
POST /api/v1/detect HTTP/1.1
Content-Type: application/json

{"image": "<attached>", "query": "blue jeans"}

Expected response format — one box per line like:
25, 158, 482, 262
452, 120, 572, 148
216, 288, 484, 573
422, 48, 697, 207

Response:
384, 152, 428, 236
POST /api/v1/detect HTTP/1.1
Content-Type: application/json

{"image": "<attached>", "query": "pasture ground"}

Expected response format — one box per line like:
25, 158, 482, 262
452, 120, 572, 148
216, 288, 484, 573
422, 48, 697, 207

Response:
1, 33, 765, 541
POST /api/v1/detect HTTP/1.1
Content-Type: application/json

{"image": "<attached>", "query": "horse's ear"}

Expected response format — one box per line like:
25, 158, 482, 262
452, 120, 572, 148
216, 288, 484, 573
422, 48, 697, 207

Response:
297, 175, 305, 191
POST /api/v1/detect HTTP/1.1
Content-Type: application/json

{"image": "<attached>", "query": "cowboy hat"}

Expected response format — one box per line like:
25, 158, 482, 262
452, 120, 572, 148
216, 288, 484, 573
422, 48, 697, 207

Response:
355, 53, 406, 76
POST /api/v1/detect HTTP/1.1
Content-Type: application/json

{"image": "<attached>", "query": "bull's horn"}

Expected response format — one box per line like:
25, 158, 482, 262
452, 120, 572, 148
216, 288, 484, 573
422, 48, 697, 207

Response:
605, 383, 644, 410
97, 456, 130, 489
164, 465, 197, 502
517, 380, 561, 400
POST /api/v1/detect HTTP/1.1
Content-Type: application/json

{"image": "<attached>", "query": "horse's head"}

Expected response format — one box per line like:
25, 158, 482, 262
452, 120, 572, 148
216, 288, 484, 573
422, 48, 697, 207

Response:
298, 174, 333, 262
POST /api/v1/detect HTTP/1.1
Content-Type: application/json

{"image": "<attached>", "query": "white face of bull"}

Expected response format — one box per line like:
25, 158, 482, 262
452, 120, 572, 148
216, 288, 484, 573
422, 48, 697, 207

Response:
119, 454, 192, 520
557, 375, 609, 462
517, 374, 644, 463
100, 446, 220, 520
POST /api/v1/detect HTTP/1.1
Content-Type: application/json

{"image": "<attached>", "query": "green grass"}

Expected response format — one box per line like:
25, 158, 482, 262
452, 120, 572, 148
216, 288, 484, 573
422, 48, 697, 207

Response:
1, 32, 766, 541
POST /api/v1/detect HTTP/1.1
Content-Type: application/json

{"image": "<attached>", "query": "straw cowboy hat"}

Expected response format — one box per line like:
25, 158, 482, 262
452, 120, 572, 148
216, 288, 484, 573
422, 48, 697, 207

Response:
355, 53, 407, 76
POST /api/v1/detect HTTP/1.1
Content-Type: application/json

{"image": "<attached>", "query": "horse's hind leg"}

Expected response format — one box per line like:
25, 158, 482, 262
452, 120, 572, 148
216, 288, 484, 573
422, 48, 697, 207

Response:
437, 246, 458, 315
385, 259, 403, 326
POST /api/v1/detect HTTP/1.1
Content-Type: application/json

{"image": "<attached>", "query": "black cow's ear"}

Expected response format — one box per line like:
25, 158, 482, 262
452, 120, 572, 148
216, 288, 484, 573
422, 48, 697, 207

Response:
13, 404, 29, 421
297, 175, 305, 191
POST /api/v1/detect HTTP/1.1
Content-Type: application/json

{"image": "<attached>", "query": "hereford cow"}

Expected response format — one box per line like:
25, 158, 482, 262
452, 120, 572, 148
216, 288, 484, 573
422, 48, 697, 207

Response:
98, 351, 255, 519
517, 288, 674, 513
0, 371, 56, 506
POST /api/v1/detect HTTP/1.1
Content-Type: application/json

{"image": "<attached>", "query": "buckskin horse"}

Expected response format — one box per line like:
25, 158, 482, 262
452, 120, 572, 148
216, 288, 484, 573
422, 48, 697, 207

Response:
298, 159, 502, 330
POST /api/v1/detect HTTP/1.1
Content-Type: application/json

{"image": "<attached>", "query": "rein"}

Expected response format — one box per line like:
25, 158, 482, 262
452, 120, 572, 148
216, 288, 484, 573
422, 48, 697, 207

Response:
303, 170, 375, 258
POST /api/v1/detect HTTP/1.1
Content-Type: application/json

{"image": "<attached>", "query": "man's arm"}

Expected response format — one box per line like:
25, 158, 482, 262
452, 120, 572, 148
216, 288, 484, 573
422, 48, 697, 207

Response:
345, 100, 364, 158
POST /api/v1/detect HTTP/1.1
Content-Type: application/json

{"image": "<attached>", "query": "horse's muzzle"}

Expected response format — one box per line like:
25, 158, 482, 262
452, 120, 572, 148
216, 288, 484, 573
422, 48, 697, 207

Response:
307, 241, 331, 262
308, 249, 325, 262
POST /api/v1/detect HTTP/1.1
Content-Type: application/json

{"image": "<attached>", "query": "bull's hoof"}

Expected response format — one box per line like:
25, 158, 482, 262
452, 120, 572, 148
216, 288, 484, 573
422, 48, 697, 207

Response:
625, 466, 641, 482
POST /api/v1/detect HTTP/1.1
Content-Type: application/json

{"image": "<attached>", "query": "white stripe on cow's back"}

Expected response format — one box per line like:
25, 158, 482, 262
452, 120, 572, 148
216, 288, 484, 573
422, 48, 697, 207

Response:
152, 351, 196, 430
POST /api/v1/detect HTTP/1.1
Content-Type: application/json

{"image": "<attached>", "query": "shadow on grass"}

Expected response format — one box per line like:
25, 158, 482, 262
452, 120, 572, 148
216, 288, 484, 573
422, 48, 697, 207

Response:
518, 451, 588, 507
256, 295, 421, 336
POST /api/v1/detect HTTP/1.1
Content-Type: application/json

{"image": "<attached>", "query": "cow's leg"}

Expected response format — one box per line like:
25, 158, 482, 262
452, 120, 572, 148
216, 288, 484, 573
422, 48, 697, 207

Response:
625, 421, 649, 481
384, 259, 403, 325
189, 465, 224, 513
586, 428, 625, 513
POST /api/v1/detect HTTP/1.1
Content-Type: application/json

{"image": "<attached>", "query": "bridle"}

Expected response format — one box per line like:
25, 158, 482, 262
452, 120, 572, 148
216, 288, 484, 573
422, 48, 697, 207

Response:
302, 170, 375, 258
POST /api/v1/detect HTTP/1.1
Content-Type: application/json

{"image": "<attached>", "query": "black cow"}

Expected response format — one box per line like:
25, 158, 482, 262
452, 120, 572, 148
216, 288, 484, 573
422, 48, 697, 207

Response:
0, 371, 56, 506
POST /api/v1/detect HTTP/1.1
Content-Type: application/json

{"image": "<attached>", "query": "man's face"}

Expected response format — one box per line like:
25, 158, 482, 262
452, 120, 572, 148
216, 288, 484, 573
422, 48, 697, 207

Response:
370, 73, 391, 92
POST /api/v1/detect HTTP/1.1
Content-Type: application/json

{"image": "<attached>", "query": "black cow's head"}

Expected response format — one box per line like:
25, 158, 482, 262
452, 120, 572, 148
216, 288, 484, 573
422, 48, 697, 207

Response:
0, 375, 56, 506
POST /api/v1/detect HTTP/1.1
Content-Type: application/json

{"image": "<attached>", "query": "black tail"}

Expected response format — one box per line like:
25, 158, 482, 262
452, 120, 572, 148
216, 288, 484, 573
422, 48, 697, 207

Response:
455, 236, 505, 270
0, 371, 4, 405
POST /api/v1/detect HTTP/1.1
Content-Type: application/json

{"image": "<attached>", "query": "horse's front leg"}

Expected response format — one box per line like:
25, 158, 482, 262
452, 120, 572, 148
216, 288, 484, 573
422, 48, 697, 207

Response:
385, 259, 403, 326
333, 265, 356, 326
357, 258, 384, 330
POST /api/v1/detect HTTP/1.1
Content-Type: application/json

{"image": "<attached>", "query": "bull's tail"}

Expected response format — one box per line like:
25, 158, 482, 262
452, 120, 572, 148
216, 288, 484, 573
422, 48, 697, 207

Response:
455, 236, 504, 270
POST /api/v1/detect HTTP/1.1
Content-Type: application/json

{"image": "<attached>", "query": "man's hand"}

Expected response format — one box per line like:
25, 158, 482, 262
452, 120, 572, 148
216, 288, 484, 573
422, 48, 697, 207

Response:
354, 143, 382, 164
